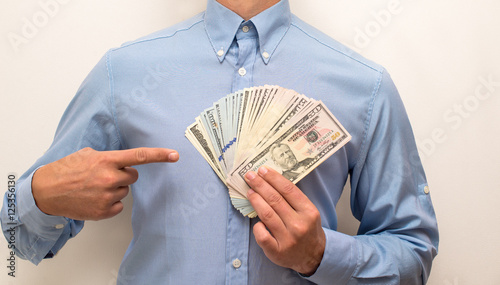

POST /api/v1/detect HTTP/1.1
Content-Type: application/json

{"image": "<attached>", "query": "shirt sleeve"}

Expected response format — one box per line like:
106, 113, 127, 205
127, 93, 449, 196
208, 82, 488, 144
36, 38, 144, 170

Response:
303, 69, 439, 284
0, 52, 121, 265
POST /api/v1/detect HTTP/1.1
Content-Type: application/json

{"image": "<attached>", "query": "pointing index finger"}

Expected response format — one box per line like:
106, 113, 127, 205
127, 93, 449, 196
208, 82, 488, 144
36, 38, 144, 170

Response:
113, 148, 179, 168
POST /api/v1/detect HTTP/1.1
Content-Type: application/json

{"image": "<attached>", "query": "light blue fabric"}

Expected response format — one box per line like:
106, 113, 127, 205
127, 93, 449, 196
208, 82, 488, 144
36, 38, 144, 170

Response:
1, 1, 438, 284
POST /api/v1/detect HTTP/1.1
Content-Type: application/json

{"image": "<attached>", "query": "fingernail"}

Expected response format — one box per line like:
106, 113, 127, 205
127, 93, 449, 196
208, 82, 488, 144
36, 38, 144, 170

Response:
247, 189, 255, 197
245, 171, 256, 180
258, 166, 268, 176
168, 152, 179, 161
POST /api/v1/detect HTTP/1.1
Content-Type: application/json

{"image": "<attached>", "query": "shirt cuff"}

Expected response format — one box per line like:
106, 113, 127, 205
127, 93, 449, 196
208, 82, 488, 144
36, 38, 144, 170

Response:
300, 228, 358, 284
17, 168, 69, 241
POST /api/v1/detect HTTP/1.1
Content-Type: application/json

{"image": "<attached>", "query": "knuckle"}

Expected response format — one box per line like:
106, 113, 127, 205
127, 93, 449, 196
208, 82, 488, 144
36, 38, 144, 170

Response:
284, 238, 298, 250
101, 191, 115, 203
129, 168, 139, 178
80, 147, 95, 153
93, 208, 108, 221
267, 193, 283, 206
280, 183, 295, 195
99, 155, 112, 165
100, 172, 118, 187
296, 225, 308, 236
113, 203, 124, 215
135, 148, 148, 163
73, 147, 95, 162
260, 209, 275, 220
250, 177, 264, 188
92, 152, 111, 165
116, 187, 130, 200
303, 205, 321, 222
254, 230, 274, 250
290, 221, 308, 236
257, 234, 273, 248
124, 167, 139, 182
109, 201, 124, 216
122, 186, 130, 196
309, 208, 321, 221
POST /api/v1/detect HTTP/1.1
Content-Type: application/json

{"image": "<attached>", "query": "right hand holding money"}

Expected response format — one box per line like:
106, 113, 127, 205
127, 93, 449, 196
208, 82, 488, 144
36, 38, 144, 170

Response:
32, 147, 179, 220
245, 166, 325, 276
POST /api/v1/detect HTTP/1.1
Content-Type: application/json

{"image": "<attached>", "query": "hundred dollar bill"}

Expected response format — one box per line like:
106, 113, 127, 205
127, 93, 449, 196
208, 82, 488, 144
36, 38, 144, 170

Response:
227, 101, 351, 216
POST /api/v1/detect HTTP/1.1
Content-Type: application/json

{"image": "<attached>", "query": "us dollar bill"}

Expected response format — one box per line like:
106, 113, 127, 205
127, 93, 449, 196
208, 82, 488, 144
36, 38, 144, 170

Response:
186, 86, 351, 218
185, 119, 226, 182
227, 101, 351, 197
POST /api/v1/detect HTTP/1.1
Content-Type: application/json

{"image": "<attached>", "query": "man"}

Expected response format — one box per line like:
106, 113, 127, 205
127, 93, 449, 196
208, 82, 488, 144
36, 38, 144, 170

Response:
1, 0, 438, 284
270, 143, 315, 181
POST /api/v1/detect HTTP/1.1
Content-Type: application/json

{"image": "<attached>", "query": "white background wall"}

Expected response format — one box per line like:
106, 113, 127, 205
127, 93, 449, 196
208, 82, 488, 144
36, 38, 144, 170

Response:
1, 0, 499, 284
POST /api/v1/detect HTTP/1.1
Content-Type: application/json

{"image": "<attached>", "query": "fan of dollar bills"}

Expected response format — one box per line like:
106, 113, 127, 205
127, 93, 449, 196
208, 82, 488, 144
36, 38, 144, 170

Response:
185, 85, 351, 218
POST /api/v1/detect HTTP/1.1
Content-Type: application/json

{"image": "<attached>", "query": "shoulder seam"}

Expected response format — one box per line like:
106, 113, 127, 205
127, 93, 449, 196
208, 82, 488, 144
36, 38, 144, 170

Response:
110, 17, 204, 52
289, 21, 381, 73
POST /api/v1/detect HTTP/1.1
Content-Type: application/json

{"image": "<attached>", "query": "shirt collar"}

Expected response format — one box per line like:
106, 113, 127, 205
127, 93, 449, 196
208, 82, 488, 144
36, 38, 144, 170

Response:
204, 0, 291, 64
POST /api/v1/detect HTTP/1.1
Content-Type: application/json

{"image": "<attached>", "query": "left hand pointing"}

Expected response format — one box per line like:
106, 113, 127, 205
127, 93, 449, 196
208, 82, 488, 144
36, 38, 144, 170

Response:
245, 166, 326, 276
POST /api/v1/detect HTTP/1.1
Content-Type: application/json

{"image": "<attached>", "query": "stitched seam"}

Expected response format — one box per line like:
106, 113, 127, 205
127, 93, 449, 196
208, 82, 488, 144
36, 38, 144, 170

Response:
26, 236, 41, 261
265, 13, 292, 63
111, 17, 204, 52
355, 69, 384, 169
105, 52, 122, 149
290, 22, 380, 73
203, 12, 226, 61
349, 241, 361, 283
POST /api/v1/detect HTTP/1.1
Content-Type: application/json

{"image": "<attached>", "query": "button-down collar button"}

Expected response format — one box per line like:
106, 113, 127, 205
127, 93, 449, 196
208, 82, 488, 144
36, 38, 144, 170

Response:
262, 51, 270, 59
238, 67, 247, 76
242, 26, 250, 33
424, 186, 430, 194
55, 224, 64, 229
217, 49, 224, 57
232, 258, 242, 268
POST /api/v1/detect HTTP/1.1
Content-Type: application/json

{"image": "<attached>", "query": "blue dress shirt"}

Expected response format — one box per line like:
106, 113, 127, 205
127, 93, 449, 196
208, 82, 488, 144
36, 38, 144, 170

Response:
1, 0, 438, 284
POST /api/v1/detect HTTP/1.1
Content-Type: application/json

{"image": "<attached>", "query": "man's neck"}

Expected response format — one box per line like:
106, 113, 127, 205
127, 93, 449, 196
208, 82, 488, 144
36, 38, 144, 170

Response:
216, 0, 280, 20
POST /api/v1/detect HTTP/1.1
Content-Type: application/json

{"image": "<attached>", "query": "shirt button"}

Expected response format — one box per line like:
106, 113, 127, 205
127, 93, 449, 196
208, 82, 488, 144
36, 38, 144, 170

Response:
55, 224, 64, 229
232, 258, 242, 268
242, 26, 250, 33
424, 186, 430, 194
217, 49, 224, 57
238, 67, 247, 76
262, 51, 270, 59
